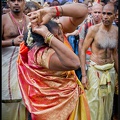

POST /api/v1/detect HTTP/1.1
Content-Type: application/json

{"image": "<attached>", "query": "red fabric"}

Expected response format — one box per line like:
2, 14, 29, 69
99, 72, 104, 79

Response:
55, 6, 60, 17
86, 50, 92, 55
94, 0, 100, 3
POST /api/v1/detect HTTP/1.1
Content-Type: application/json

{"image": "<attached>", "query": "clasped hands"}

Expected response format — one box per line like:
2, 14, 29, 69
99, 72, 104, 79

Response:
27, 8, 52, 27
27, 8, 52, 37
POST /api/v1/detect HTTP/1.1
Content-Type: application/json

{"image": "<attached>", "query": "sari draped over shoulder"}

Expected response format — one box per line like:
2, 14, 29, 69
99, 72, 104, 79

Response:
17, 36, 91, 120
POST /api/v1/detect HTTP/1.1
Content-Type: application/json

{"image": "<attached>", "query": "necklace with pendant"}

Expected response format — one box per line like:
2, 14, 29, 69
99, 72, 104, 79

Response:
18, 19, 23, 23
9, 12, 25, 35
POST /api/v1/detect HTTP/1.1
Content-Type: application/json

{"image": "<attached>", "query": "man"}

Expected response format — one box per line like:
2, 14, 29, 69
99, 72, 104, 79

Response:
78, 3, 103, 67
80, 3, 118, 120
2, 0, 29, 120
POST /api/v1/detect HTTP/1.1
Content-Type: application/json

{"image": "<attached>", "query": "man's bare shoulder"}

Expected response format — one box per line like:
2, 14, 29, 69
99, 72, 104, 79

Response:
2, 13, 9, 25
88, 23, 101, 33
112, 24, 118, 31
2, 13, 9, 19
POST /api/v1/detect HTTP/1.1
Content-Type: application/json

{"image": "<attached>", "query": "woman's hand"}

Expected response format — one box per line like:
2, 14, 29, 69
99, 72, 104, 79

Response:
32, 25, 49, 38
27, 8, 53, 26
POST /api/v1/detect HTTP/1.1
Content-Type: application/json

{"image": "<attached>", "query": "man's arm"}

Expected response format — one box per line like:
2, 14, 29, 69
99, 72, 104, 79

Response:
80, 26, 94, 88
78, 23, 86, 60
112, 47, 118, 74
112, 27, 118, 74
66, 30, 79, 38
2, 15, 14, 47
2, 36, 23, 47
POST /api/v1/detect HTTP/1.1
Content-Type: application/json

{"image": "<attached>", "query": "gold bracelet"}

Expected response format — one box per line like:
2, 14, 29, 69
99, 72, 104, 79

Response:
49, 36, 54, 47
45, 32, 51, 40
59, 6, 63, 16
45, 34, 54, 44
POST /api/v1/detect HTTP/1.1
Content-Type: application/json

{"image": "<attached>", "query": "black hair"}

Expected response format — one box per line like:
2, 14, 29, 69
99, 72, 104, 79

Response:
23, 20, 59, 49
24, 1, 41, 12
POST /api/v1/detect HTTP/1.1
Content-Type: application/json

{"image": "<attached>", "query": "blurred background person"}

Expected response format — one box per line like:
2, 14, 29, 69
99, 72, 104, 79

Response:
51, 0, 60, 6
2, 1, 10, 14
24, 1, 42, 15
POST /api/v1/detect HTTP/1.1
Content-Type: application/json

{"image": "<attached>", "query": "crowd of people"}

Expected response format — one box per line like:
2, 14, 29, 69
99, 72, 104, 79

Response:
2, 0, 118, 120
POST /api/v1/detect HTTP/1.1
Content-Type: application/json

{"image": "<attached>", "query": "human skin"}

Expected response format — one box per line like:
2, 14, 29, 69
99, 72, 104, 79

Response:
28, 3, 88, 71
80, 4, 118, 88
2, 0, 30, 47
91, 4, 103, 24
78, 3, 103, 64
28, 3, 88, 34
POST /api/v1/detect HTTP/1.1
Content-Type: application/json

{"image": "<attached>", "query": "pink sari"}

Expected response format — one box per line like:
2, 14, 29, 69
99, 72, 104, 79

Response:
17, 36, 91, 120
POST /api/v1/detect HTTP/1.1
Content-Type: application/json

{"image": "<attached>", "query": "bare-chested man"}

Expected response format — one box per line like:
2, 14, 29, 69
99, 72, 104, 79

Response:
80, 3, 118, 120
2, 0, 30, 120
78, 3, 103, 67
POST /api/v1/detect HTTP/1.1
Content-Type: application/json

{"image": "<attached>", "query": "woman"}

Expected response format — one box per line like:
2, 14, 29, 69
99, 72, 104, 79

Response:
17, 3, 90, 120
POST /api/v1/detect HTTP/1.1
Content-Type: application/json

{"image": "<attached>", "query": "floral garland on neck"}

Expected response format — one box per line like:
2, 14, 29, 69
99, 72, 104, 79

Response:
26, 22, 34, 47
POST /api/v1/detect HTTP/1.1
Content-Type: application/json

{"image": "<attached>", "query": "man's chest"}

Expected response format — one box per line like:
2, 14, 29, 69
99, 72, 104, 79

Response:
3, 22, 27, 39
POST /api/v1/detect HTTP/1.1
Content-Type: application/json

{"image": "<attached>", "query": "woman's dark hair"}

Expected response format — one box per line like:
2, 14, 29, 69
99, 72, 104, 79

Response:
23, 20, 59, 49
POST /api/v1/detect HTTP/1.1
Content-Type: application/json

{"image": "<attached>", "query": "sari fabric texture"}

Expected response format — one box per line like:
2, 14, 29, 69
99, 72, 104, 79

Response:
17, 36, 91, 120
86, 61, 117, 120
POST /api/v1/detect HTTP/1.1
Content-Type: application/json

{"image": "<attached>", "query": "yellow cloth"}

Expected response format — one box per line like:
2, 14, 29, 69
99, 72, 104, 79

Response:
69, 80, 91, 120
2, 101, 28, 120
86, 62, 117, 120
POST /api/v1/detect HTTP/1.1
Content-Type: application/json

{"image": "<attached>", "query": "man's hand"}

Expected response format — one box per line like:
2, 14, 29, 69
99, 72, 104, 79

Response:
81, 76, 89, 90
14, 35, 23, 46
66, 30, 79, 38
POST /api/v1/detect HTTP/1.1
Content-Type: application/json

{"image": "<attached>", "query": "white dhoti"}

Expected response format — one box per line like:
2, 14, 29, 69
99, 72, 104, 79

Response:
2, 46, 28, 120
86, 61, 117, 120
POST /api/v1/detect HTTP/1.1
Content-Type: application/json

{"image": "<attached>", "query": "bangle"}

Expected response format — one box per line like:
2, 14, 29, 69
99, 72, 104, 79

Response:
45, 33, 54, 44
49, 36, 54, 47
59, 6, 63, 16
55, 6, 60, 17
12, 39, 15, 46
45, 32, 51, 40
